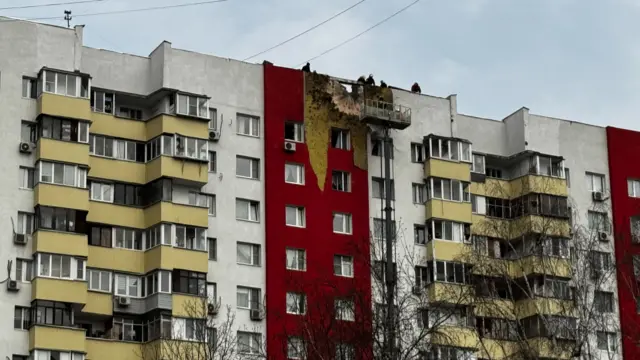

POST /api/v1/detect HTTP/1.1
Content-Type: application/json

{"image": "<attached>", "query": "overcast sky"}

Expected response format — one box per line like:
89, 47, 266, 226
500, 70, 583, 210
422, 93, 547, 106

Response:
3, 0, 638, 129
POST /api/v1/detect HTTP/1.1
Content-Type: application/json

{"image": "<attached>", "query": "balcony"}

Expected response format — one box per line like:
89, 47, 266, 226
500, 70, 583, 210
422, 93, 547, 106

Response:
172, 294, 207, 318
145, 201, 209, 228
425, 199, 472, 224
526, 337, 574, 359
431, 325, 479, 349
474, 298, 515, 319
89, 156, 147, 184
29, 325, 86, 352
38, 92, 92, 121
511, 255, 571, 279
426, 240, 471, 262
360, 99, 411, 129
86, 338, 141, 360
87, 201, 145, 229
147, 114, 208, 140
425, 158, 470, 182
83, 291, 113, 316
426, 282, 474, 305
146, 156, 208, 185
510, 175, 568, 197
477, 339, 519, 359
35, 183, 89, 211
515, 297, 575, 319
144, 245, 208, 273
91, 111, 146, 141
32, 277, 87, 304
87, 245, 144, 274
36, 138, 90, 165
33, 230, 88, 257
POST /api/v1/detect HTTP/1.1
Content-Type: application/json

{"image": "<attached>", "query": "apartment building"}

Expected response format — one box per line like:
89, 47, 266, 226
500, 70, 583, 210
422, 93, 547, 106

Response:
1, 19, 265, 360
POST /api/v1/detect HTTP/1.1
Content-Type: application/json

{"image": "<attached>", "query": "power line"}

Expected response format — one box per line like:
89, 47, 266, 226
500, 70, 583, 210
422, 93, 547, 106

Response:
294, 0, 421, 67
0, 0, 229, 22
242, 0, 368, 62
0, 0, 107, 11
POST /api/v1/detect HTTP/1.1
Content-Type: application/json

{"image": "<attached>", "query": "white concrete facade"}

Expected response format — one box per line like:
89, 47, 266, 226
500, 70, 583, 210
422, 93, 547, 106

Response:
0, 18, 266, 357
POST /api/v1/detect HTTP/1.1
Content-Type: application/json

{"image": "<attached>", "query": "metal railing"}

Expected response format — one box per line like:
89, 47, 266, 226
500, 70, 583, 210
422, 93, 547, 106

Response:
361, 98, 412, 124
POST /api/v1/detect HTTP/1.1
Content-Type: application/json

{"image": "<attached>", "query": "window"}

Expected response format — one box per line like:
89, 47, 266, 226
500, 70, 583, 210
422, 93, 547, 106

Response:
632, 217, 640, 243
172, 270, 206, 296
371, 139, 393, 158
208, 238, 217, 260
594, 291, 614, 313
332, 171, 351, 192
89, 135, 144, 162
31, 351, 84, 360
486, 167, 503, 178
486, 197, 510, 218
14, 306, 30, 330
588, 211, 610, 233
412, 183, 425, 204
471, 194, 487, 215
31, 300, 74, 327
177, 94, 209, 119
237, 243, 261, 266
171, 318, 206, 341
286, 206, 305, 227
188, 191, 214, 214
565, 168, 571, 187
597, 331, 617, 352
236, 287, 261, 310
586, 172, 605, 193
36, 206, 86, 233
372, 177, 394, 199
37, 253, 84, 280
286, 248, 306, 271
142, 271, 172, 296
333, 213, 352, 234
209, 108, 218, 129
285, 163, 304, 185
90, 182, 114, 202
208, 151, 217, 172
336, 344, 354, 360
236, 199, 260, 222
22, 77, 37, 99
112, 183, 142, 206
38, 162, 87, 188
40, 116, 89, 143
237, 331, 261, 354
18, 167, 34, 190
429, 178, 470, 202
115, 274, 141, 297
629, 179, 640, 198
472, 154, 485, 174
236, 156, 260, 179
287, 337, 306, 359
91, 91, 114, 113
286, 293, 306, 315
414, 224, 426, 245
284, 122, 304, 142
88, 269, 112, 292
428, 137, 471, 162
175, 135, 208, 161
17, 212, 33, 235
331, 128, 350, 150
174, 225, 207, 251
591, 251, 612, 271
433, 260, 472, 284
237, 113, 260, 137
429, 220, 470, 243
335, 298, 355, 321
411, 143, 425, 163
16, 259, 32, 282
43, 71, 86, 97
21, 121, 36, 143
333, 255, 353, 277
113, 227, 142, 250
117, 106, 143, 120
415, 266, 430, 287
89, 225, 112, 248
372, 218, 397, 241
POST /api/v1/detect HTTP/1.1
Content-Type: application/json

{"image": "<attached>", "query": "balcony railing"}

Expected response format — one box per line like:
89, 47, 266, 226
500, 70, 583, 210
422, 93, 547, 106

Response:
360, 99, 411, 129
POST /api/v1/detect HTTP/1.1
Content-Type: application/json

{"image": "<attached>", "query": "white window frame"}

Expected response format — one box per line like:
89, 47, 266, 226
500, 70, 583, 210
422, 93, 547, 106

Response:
174, 225, 207, 251
332, 171, 351, 192
115, 273, 142, 298
19, 167, 34, 190
236, 286, 259, 310
412, 183, 426, 204
285, 163, 304, 185
334, 255, 353, 277
91, 90, 114, 114
472, 153, 485, 174
285, 122, 304, 142
236, 156, 260, 179
14, 306, 30, 330
42, 70, 87, 98
90, 181, 114, 203
335, 298, 355, 321
586, 172, 605, 193
176, 94, 209, 119
333, 213, 352, 234
37, 253, 84, 280
597, 331, 617, 352
588, 211, 610, 233
175, 135, 209, 161
237, 331, 261, 354
471, 194, 487, 215
17, 212, 34, 235
22, 77, 36, 99
286, 248, 306, 271
629, 179, 640, 198
88, 268, 112, 293
286, 292, 306, 315
431, 220, 468, 243
33, 351, 84, 360
113, 227, 141, 251
237, 242, 261, 266
288, 337, 306, 359
411, 143, 425, 163
143, 270, 172, 296
428, 137, 472, 163
236, 113, 260, 137
209, 151, 217, 172
38, 161, 87, 188
188, 191, 210, 208
286, 206, 305, 228
429, 178, 470, 203
16, 258, 33, 283
331, 128, 350, 150
236, 199, 260, 222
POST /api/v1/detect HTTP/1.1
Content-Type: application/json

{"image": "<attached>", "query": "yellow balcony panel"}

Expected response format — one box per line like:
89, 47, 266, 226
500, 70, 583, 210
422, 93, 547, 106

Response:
471, 256, 510, 277
425, 158, 470, 182
87, 338, 140, 360
83, 291, 113, 316
35, 183, 89, 211
91, 112, 146, 141
88, 201, 145, 229
471, 214, 510, 238
147, 114, 209, 140
431, 325, 478, 349
33, 230, 88, 257
526, 338, 574, 359
172, 294, 207, 318
515, 298, 575, 319
477, 339, 519, 359
140, 340, 201, 360
144, 245, 208, 273
483, 178, 511, 199
37, 138, 90, 166
145, 201, 209, 228
474, 298, 516, 320
89, 156, 146, 184
29, 325, 86, 352
510, 256, 571, 278
425, 199, 472, 223
510, 175, 568, 197
512, 215, 571, 238
146, 156, 208, 185
38, 93, 91, 121
88, 246, 144, 274
427, 282, 474, 305
32, 277, 87, 304
427, 240, 470, 262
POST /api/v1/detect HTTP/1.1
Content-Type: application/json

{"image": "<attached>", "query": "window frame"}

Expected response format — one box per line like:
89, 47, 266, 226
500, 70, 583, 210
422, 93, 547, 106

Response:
285, 205, 306, 228
236, 155, 260, 180
284, 122, 304, 142
286, 292, 307, 315
236, 113, 260, 137
176, 94, 210, 119
333, 213, 352, 234
331, 128, 350, 150
236, 242, 261, 266
586, 172, 605, 193
88, 268, 112, 293
236, 198, 260, 222
285, 163, 305, 185
410, 142, 425, 163
115, 273, 142, 298
286, 248, 306, 271
335, 298, 355, 321
333, 255, 354, 277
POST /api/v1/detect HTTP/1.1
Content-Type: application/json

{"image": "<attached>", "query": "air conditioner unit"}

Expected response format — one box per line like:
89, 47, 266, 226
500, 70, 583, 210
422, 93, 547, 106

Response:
249, 309, 263, 321
411, 286, 422, 296
209, 130, 220, 141
118, 296, 131, 306
284, 141, 296, 152
19, 142, 31, 154
598, 232, 609, 242
13, 234, 27, 245
592, 191, 604, 201
7, 280, 19, 292
208, 302, 218, 315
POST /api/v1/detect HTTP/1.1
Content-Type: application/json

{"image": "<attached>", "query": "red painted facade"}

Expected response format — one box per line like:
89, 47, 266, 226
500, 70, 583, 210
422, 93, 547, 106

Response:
607, 126, 640, 359
263, 64, 372, 359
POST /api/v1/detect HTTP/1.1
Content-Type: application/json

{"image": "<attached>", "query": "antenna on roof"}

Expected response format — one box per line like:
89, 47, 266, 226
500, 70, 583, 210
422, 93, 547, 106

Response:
64, 10, 72, 28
